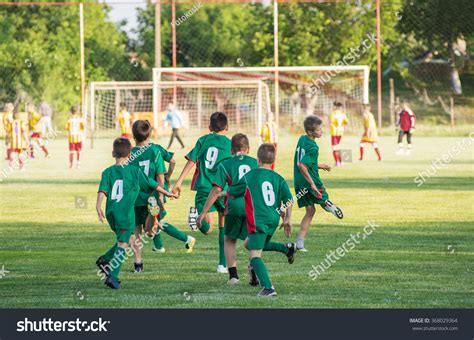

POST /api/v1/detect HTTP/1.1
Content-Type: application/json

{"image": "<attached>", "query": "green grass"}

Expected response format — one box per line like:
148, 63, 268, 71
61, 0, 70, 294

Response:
0, 133, 473, 308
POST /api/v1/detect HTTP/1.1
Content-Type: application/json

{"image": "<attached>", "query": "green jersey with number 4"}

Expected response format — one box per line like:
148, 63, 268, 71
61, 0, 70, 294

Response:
228, 168, 292, 234
213, 154, 258, 215
186, 133, 232, 193
98, 164, 159, 229
129, 143, 166, 206
294, 135, 321, 189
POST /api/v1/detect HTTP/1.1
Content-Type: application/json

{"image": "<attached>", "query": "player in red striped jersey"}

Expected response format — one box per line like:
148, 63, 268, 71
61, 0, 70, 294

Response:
396, 101, 416, 155
64, 106, 85, 169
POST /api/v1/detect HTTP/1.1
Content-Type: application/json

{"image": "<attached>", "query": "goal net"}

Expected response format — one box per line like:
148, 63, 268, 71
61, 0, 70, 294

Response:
88, 81, 154, 141
153, 66, 370, 135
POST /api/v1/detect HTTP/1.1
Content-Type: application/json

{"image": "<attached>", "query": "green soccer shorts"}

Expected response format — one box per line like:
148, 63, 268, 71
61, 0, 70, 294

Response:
106, 213, 134, 244
195, 190, 225, 214
247, 231, 273, 250
224, 215, 248, 241
296, 178, 329, 208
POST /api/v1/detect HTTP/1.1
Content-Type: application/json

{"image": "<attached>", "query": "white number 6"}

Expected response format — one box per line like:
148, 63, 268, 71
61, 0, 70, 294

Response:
262, 181, 275, 206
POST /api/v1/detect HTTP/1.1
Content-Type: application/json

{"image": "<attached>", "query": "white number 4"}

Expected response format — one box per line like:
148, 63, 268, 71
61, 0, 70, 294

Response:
111, 180, 124, 202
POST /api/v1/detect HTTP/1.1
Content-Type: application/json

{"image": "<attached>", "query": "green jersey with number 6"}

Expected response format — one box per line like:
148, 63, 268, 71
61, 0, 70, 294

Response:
129, 143, 166, 206
294, 135, 321, 189
213, 154, 258, 215
98, 164, 159, 229
186, 133, 231, 193
228, 168, 292, 234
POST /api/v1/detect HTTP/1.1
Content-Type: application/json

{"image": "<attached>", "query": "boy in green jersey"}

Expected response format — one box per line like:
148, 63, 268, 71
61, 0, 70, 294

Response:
293, 115, 343, 252
129, 120, 196, 272
197, 133, 258, 284
95, 138, 177, 289
226, 144, 296, 297
172, 112, 232, 273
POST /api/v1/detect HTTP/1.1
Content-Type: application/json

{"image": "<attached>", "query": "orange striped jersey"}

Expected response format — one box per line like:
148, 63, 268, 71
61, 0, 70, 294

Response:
329, 109, 348, 136
9, 118, 28, 150
64, 115, 85, 143
116, 110, 132, 135
3, 112, 13, 133
28, 110, 42, 133
260, 121, 278, 144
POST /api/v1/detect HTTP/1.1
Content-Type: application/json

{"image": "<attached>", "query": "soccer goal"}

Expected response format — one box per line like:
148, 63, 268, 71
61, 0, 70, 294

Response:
87, 81, 154, 143
153, 66, 370, 135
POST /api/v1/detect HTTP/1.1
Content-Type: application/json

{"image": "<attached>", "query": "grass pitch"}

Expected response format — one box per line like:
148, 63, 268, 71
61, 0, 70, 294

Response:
0, 132, 473, 308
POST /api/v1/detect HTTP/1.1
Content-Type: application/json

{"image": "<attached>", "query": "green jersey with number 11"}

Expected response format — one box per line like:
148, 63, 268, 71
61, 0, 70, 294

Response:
98, 165, 159, 229
186, 133, 231, 193
228, 168, 292, 234
213, 154, 258, 215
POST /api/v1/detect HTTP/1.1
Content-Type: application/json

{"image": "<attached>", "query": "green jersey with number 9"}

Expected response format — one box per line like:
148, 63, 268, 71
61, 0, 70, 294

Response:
228, 168, 293, 234
98, 164, 159, 229
186, 133, 232, 192
213, 154, 258, 215
128, 143, 167, 206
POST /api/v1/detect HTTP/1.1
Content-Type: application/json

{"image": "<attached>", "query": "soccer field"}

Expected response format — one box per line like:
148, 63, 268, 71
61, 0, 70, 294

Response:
0, 133, 473, 308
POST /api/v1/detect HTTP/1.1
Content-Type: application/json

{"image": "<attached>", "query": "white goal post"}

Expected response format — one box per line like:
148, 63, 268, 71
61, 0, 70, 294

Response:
153, 66, 370, 134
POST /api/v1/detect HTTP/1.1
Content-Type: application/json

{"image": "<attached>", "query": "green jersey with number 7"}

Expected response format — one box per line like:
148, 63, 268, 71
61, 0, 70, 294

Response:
185, 133, 232, 193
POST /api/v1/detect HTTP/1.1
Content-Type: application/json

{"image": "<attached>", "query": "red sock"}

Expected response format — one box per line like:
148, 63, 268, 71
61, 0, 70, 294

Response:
69, 153, 74, 167
6, 148, 12, 160
375, 147, 382, 161
41, 146, 49, 156
336, 151, 342, 163
359, 146, 364, 160
332, 151, 338, 163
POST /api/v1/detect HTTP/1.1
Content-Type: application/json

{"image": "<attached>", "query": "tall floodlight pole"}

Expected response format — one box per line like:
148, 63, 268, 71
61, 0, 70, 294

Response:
376, 0, 382, 128
273, 0, 279, 127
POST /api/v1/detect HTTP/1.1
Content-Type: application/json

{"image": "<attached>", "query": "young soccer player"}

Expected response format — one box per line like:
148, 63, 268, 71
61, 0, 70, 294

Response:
64, 106, 85, 169
225, 143, 296, 296
260, 112, 278, 170
27, 103, 49, 158
294, 115, 343, 252
116, 102, 133, 139
329, 102, 348, 166
2, 103, 14, 161
128, 120, 195, 272
196, 133, 258, 284
8, 110, 30, 169
359, 104, 381, 161
396, 101, 416, 155
95, 138, 177, 289
172, 112, 232, 273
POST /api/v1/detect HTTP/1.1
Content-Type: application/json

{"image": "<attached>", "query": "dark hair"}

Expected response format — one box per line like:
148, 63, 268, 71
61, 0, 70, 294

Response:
120, 101, 127, 108
209, 112, 228, 132
303, 115, 322, 132
71, 105, 79, 114
112, 138, 131, 158
231, 133, 249, 154
257, 143, 276, 164
132, 120, 152, 143
333, 101, 342, 107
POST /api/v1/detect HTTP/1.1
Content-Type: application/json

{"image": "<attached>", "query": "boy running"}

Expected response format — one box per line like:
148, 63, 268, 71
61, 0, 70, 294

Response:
197, 133, 258, 284
359, 104, 381, 161
172, 112, 231, 273
27, 103, 49, 158
225, 143, 296, 297
8, 110, 30, 169
128, 120, 195, 272
116, 102, 133, 139
95, 138, 177, 289
294, 115, 343, 252
329, 102, 348, 166
64, 106, 85, 169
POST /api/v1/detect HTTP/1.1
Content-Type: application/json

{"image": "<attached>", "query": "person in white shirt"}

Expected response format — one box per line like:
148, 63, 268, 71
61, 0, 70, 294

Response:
166, 103, 185, 149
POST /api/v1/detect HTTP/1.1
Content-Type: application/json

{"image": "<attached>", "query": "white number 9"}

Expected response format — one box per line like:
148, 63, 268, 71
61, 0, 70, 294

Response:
205, 147, 219, 169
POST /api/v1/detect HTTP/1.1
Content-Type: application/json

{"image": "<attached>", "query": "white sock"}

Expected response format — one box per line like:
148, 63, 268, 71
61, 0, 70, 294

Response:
296, 238, 305, 249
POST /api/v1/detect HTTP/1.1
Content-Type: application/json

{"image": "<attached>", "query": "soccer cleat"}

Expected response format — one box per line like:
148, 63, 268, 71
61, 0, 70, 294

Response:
248, 265, 260, 287
286, 243, 296, 264
147, 196, 160, 217
322, 200, 343, 219
188, 207, 199, 231
217, 265, 228, 274
228, 277, 240, 285
185, 236, 196, 253
257, 287, 277, 297
152, 247, 166, 253
296, 246, 308, 252
96, 256, 110, 275
104, 276, 121, 289
134, 262, 143, 273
